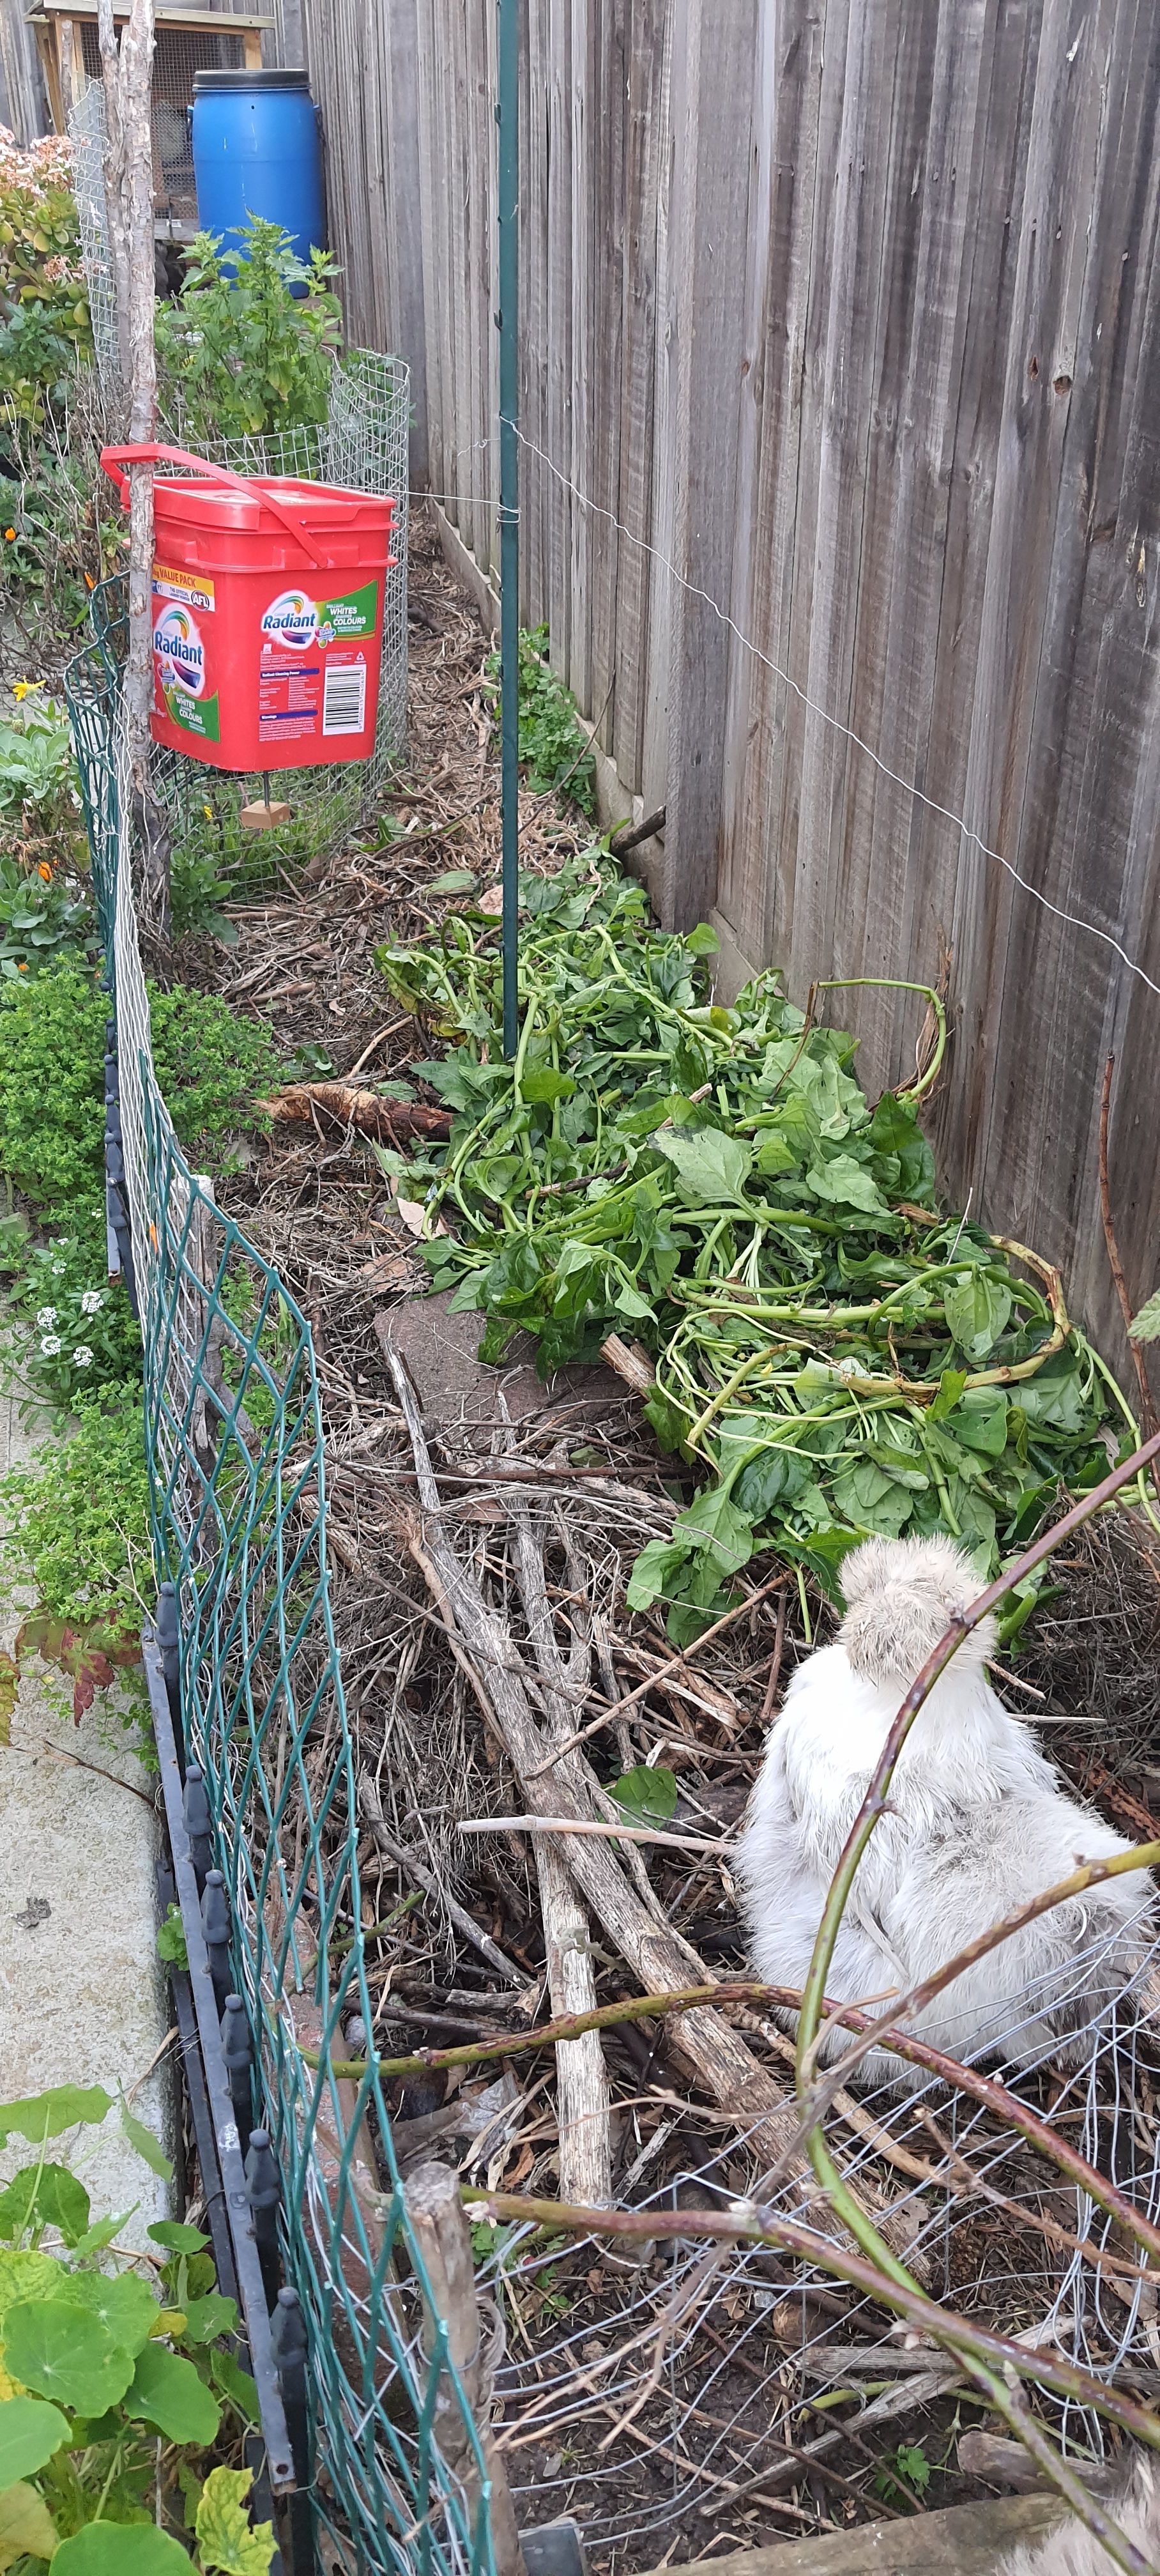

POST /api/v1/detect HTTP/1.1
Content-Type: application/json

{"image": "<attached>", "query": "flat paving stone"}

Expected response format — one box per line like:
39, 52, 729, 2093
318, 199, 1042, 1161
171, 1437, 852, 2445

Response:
375, 1290, 636, 1434
0, 1377, 171, 2244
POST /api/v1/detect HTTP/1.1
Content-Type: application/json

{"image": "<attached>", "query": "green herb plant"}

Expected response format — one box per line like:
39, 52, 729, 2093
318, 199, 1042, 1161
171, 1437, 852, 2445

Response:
9, 1232, 140, 1413
0, 855, 96, 983
0, 965, 279, 1222
0, 133, 91, 424
155, 218, 341, 445
484, 625, 596, 815
0, 1399, 153, 1726
0, 2083, 271, 2570
376, 855, 1134, 1642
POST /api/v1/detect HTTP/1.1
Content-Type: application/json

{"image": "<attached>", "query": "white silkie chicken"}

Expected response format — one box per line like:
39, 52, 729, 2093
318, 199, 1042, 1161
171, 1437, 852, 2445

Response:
998, 2453, 1160, 2575
735, 1536, 1154, 2092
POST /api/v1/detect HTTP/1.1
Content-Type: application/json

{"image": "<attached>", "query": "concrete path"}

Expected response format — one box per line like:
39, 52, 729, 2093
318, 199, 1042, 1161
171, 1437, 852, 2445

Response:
0, 1376, 171, 2245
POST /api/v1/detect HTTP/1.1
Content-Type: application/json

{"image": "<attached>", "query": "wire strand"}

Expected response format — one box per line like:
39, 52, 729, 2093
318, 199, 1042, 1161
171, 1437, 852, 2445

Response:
423, 424, 1160, 1005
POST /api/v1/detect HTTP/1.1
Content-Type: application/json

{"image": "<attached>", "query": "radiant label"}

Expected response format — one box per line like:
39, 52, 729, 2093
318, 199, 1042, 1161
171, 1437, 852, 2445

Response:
153, 599, 222, 741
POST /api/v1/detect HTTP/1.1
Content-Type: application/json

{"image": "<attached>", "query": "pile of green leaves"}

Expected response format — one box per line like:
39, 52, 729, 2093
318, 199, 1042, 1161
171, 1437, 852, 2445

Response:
376, 858, 1125, 1639
0, 2084, 271, 2569
155, 218, 341, 445
484, 625, 597, 815
0, 133, 91, 423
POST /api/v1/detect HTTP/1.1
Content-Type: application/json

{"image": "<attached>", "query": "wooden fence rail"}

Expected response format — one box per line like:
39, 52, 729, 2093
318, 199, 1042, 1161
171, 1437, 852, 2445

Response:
304, 0, 1160, 1379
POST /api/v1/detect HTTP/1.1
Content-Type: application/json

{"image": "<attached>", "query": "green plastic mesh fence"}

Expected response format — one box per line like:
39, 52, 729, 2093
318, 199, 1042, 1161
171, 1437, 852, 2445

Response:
66, 636, 501, 2576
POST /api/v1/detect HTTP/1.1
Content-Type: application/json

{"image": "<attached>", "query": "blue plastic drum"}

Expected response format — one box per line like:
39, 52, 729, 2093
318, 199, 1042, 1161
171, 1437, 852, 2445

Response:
190, 68, 325, 270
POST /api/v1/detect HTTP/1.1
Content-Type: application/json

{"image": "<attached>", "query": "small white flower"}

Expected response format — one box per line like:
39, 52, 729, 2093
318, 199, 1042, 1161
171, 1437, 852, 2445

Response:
72, 1346, 94, 1367
50, 1259, 66, 1275
40, 1334, 61, 1356
36, 1305, 56, 1327
80, 1289, 104, 1315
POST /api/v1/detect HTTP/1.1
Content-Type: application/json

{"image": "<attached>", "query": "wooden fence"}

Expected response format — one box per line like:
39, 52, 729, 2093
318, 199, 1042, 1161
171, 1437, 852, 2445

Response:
304, 0, 1160, 1380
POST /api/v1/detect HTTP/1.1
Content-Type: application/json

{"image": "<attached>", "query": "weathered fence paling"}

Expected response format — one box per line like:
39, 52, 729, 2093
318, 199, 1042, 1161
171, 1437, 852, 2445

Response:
310, 0, 1160, 1379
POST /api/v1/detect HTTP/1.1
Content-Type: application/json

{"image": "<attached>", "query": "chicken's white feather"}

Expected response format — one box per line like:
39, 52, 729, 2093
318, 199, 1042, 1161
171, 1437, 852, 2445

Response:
736, 1537, 1154, 2091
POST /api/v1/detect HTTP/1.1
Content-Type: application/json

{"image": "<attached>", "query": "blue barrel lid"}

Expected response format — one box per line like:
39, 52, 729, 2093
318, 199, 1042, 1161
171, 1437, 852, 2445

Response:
192, 68, 310, 91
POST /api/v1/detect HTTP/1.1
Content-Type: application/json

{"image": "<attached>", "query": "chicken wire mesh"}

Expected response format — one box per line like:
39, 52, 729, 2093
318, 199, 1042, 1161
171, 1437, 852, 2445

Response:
68, 79, 410, 893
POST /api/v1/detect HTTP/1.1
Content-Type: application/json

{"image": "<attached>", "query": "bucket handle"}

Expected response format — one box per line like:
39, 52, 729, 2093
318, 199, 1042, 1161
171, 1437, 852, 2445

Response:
100, 441, 332, 569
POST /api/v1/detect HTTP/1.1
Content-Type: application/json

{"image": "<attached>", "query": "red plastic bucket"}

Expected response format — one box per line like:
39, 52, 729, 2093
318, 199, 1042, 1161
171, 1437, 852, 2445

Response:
100, 443, 397, 775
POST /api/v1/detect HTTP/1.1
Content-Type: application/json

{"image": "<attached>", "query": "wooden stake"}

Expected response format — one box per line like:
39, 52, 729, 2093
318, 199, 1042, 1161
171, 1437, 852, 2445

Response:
404, 2161, 526, 2576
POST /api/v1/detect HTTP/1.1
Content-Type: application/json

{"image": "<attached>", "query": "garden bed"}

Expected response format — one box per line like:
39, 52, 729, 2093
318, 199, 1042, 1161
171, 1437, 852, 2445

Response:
146, 503, 1160, 2568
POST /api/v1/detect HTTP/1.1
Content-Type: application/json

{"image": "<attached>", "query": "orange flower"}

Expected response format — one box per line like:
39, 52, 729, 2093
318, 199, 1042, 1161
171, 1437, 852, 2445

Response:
37, 861, 52, 882
3, 528, 13, 542
16, 959, 26, 970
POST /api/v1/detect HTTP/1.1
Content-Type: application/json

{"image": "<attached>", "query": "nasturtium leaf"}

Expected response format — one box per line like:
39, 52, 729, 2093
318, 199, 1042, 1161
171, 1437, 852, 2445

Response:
0, 2165, 89, 2248
683, 922, 719, 958
943, 1268, 1012, 1358
60, 2269, 156, 2358
0, 2476, 59, 2568
0, 2087, 112, 2149
652, 1128, 752, 1204
195, 2462, 277, 2574
53, 2525, 192, 2573
0, 2253, 66, 2331
0, 2394, 70, 2484
125, 2342, 220, 2444
609, 1767, 678, 1829
1, 2299, 134, 2417
146, 2221, 209, 2257
179, 2293, 238, 2347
